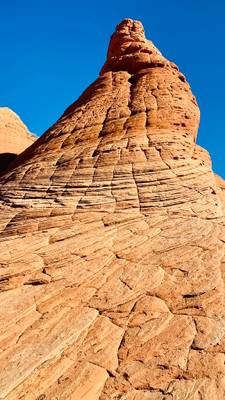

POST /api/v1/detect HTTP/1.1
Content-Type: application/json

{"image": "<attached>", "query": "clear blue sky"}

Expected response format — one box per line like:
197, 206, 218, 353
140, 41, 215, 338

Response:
0, 0, 224, 176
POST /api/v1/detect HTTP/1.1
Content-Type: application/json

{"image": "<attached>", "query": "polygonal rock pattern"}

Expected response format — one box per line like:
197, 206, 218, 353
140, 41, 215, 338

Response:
0, 19, 225, 400
0, 108, 36, 173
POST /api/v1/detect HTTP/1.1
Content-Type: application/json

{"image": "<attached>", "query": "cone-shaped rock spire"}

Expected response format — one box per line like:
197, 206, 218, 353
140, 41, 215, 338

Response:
0, 19, 201, 205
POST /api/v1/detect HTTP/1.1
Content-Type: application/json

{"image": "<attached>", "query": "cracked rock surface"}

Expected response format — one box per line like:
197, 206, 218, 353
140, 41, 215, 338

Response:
0, 18, 225, 399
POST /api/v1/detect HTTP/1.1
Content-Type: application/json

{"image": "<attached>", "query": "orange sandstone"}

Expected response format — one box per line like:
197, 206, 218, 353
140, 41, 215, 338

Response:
0, 19, 225, 400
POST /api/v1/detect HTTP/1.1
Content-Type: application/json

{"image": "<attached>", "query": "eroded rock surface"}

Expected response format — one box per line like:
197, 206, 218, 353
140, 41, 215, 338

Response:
0, 108, 36, 173
0, 19, 225, 399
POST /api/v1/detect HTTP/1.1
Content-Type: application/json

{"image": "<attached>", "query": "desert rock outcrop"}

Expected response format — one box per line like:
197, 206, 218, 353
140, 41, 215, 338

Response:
0, 107, 36, 173
0, 19, 225, 399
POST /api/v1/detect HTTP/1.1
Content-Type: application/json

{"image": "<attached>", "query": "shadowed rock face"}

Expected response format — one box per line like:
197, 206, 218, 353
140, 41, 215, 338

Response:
0, 19, 225, 400
0, 153, 17, 174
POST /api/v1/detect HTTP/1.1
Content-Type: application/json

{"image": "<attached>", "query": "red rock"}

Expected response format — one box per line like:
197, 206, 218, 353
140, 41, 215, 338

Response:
0, 19, 225, 400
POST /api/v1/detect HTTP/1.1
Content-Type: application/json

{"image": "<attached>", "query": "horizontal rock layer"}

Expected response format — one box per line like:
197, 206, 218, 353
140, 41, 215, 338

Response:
0, 19, 225, 400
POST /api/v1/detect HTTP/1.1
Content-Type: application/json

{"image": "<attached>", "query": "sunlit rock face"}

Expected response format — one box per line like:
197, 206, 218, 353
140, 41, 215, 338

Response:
0, 107, 36, 173
0, 19, 225, 400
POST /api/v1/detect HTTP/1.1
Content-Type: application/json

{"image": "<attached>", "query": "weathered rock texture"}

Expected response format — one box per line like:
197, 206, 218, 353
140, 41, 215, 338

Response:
0, 108, 36, 173
0, 19, 225, 399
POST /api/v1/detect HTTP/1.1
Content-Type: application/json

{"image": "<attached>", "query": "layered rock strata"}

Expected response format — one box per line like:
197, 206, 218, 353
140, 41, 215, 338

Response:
0, 108, 36, 173
0, 19, 225, 399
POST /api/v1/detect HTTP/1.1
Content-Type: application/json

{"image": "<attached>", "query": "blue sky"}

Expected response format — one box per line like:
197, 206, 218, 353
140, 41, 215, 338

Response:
0, 0, 224, 176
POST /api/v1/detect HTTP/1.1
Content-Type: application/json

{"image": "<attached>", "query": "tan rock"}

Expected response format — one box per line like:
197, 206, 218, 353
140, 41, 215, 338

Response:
0, 18, 225, 399
0, 107, 36, 173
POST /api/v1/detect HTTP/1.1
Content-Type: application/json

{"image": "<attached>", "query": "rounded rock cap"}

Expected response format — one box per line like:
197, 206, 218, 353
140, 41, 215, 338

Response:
101, 18, 166, 75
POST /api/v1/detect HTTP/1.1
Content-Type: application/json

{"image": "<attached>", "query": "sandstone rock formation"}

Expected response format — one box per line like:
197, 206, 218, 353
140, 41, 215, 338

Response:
0, 19, 225, 399
0, 108, 36, 173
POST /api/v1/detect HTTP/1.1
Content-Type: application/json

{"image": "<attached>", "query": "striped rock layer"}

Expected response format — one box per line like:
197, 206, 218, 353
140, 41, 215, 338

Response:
0, 19, 225, 400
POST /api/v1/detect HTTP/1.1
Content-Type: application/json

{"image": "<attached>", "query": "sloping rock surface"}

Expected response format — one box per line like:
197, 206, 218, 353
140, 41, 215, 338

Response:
0, 108, 36, 173
0, 19, 225, 399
